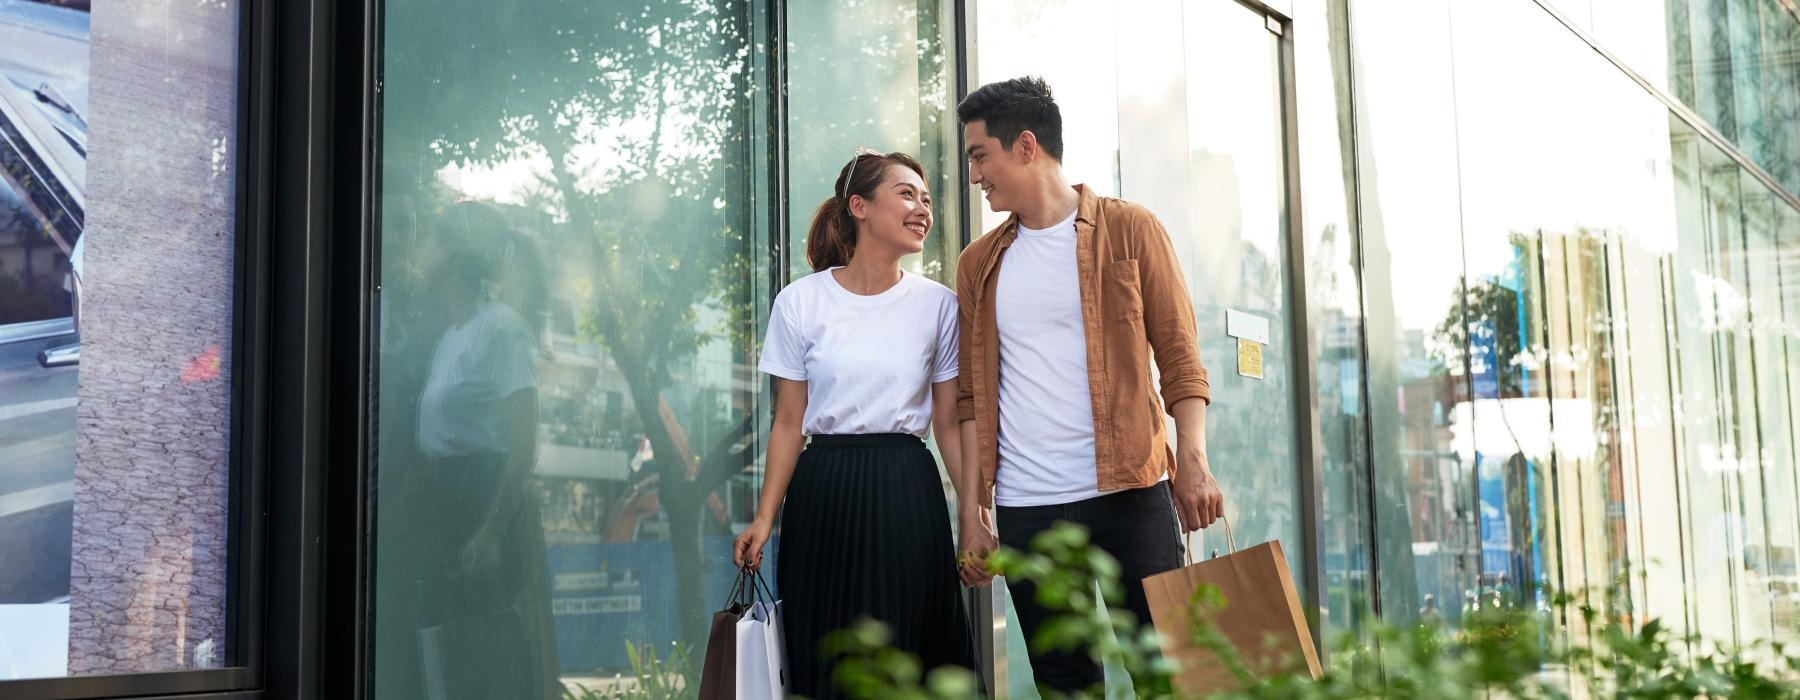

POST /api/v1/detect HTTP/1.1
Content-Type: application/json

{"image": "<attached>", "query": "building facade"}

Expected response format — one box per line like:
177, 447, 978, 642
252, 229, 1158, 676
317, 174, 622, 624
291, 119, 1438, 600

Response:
0, 0, 1796, 698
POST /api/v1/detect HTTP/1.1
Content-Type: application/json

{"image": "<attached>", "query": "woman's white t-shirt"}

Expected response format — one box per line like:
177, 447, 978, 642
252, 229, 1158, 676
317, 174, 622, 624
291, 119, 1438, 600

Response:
758, 269, 959, 437
418, 300, 540, 458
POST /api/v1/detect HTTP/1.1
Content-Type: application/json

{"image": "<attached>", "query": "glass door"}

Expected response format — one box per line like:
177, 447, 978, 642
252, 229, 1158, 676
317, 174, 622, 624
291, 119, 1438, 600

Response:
971, 0, 1305, 694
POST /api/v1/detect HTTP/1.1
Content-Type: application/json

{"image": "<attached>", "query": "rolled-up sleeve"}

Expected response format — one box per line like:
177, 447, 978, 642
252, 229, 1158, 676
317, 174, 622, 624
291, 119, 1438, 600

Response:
1134, 212, 1211, 411
955, 255, 979, 422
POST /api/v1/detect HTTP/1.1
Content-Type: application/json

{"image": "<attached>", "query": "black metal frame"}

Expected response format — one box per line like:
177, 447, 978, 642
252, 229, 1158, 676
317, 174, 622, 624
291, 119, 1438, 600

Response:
0, 0, 375, 697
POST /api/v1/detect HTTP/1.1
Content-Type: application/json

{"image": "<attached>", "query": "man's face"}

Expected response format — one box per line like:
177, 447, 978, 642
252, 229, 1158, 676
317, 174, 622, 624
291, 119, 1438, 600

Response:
963, 120, 1025, 214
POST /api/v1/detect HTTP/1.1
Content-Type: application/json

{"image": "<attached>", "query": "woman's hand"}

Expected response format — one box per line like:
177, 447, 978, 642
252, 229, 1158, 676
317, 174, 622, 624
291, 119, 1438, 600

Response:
459, 523, 503, 576
957, 510, 999, 587
734, 517, 775, 571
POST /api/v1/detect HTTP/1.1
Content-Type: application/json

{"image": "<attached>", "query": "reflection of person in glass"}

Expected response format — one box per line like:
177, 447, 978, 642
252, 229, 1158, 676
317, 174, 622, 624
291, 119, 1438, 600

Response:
412, 201, 558, 699
732, 151, 983, 697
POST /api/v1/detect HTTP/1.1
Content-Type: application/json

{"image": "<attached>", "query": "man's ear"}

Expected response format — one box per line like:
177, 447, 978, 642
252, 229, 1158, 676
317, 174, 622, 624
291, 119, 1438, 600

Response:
1016, 130, 1039, 164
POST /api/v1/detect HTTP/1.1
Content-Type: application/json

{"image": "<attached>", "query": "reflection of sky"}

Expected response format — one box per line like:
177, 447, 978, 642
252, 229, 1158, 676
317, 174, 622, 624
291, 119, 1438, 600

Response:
1448, 398, 1594, 464
972, 0, 1120, 234
0, 2, 88, 114
1354, 1, 1680, 334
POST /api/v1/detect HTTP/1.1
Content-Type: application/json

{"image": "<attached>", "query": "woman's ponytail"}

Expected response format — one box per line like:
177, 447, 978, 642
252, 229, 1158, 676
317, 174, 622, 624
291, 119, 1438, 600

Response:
805, 195, 855, 272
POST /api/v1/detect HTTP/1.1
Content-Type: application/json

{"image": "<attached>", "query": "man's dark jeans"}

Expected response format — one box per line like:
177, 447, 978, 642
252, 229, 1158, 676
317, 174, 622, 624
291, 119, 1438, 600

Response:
997, 482, 1184, 695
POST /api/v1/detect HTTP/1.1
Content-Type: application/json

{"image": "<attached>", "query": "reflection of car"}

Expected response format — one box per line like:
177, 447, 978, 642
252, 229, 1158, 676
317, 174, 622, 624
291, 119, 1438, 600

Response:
0, 2, 91, 366
39, 234, 79, 366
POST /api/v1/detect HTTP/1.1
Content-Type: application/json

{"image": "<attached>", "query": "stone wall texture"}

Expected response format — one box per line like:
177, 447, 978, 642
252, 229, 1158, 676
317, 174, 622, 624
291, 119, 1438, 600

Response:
67, 0, 239, 674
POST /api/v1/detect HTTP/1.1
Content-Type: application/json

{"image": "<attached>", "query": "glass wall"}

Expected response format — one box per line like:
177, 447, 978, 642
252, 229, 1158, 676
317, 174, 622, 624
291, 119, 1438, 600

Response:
370, 0, 961, 695
1667, 0, 1800, 196
373, 1, 774, 693
786, 0, 961, 283
974, 0, 1307, 693
1340, 0, 1800, 661
1289, 0, 1378, 652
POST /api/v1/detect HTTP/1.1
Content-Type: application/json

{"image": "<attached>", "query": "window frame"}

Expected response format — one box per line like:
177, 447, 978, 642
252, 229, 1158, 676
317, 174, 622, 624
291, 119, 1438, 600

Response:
0, 0, 377, 697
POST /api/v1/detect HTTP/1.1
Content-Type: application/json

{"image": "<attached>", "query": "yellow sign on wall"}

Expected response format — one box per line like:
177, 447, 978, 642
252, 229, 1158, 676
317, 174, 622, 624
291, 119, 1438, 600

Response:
1237, 338, 1264, 380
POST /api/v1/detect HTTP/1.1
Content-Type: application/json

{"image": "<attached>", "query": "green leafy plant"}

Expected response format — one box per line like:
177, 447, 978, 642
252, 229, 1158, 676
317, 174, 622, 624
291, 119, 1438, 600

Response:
820, 619, 985, 700
821, 521, 1800, 699
563, 641, 696, 700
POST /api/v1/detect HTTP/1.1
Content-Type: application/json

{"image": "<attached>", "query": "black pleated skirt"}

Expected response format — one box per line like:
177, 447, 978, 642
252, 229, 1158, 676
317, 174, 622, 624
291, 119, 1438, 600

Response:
776, 433, 979, 698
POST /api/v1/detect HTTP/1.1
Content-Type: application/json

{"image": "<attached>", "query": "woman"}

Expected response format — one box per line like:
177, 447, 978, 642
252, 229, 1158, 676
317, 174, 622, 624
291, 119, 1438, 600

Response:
405, 201, 560, 699
732, 150, 997, 698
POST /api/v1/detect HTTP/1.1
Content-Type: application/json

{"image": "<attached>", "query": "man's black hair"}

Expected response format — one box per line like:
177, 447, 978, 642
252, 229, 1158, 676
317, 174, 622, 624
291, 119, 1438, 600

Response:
956, 76, 1063, 162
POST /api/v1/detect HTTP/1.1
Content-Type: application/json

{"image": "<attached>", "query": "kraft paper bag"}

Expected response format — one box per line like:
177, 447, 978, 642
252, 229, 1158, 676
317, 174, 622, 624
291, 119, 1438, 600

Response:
1141, 519, 1322, 695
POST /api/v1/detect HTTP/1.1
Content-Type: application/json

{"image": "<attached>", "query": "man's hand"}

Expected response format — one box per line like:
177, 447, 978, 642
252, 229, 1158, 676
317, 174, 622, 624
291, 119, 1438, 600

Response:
1171, 449, 1224, 533
957, 509, 999, 587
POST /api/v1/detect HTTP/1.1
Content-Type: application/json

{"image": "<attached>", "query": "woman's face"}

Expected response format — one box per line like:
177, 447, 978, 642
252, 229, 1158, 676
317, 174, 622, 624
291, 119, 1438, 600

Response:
850, 164, 932, 257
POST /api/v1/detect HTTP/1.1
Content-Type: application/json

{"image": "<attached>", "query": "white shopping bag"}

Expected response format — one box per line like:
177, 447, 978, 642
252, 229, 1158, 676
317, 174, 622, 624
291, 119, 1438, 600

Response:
734, 599, 787, 699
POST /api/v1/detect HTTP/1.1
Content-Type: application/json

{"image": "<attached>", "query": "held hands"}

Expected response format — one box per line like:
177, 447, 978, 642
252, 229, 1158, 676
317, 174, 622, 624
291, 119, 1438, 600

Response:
1172, 449, 1225, 533
733, 517, 774, 571
957, 508, 999, 587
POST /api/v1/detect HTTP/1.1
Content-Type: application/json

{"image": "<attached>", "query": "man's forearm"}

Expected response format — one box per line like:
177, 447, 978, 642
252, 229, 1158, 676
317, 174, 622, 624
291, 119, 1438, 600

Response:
957, 419, 985, 520
1170, 397, 1209, 463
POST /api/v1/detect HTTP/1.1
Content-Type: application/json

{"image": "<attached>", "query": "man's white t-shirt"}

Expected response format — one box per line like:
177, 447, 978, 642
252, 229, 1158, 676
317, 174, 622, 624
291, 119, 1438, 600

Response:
994, 210, 1106, 506
758, 269, 959, 437
418, 300, 540, 458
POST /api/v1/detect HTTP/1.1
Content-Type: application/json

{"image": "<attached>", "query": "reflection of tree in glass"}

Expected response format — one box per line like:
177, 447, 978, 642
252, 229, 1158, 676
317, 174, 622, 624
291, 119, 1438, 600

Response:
386, 0, 762, 651
1428, 233, 1538, 400
0, 188, 69, 324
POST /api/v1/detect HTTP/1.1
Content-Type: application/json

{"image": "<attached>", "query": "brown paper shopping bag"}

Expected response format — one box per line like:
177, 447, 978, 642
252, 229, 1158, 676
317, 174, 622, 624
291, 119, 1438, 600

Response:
1141, 518, 1322, 695
699, 568, 757, 700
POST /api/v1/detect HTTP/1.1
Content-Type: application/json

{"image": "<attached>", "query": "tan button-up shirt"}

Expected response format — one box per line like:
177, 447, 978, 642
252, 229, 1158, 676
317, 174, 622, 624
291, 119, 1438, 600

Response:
955, 185, 1210, 507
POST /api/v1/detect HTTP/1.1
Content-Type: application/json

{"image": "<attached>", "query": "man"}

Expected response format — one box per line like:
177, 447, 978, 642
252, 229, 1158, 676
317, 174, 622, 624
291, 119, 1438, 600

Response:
951, 76, 1225, 694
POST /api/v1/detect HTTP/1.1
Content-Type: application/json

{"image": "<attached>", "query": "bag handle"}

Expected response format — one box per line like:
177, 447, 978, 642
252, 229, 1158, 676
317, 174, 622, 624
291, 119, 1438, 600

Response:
1182, 515, 1237, 567
748, 567, 777, 603
724, 565, 777, 606
724, 567, 750, 607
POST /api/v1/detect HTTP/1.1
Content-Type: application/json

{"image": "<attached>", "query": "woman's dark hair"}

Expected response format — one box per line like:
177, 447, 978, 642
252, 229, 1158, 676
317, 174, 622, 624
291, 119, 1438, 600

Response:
434, 199, 549, 351
433, 200, 510, 298
956, 76, 1064, 162
806, 151, 926, 272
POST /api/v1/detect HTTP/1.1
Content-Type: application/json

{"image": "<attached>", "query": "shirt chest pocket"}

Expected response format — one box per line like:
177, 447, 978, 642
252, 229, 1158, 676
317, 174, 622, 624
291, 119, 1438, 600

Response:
1103, 258, 1144, 325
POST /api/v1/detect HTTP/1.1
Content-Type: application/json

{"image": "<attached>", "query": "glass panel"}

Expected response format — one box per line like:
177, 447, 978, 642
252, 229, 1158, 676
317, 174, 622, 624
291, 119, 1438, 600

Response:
1669, 0, 1700, 105
1162, 0, 1302, 587
1741, 172, 1799, 642
0, 0, 241, 679
1669, 127, 1749, 646
970, 0, 1121, 238
974, 0, 1302, 692
969, 3, 1125, 696
785, 0, 961, 283
1348, 0, 1478, 629
1291, 0, 1375, 653
373, 0, 773, 694
1591, 0, 1670, 90
1688, 0, 1739, 140
1664, 0, 1800, 195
